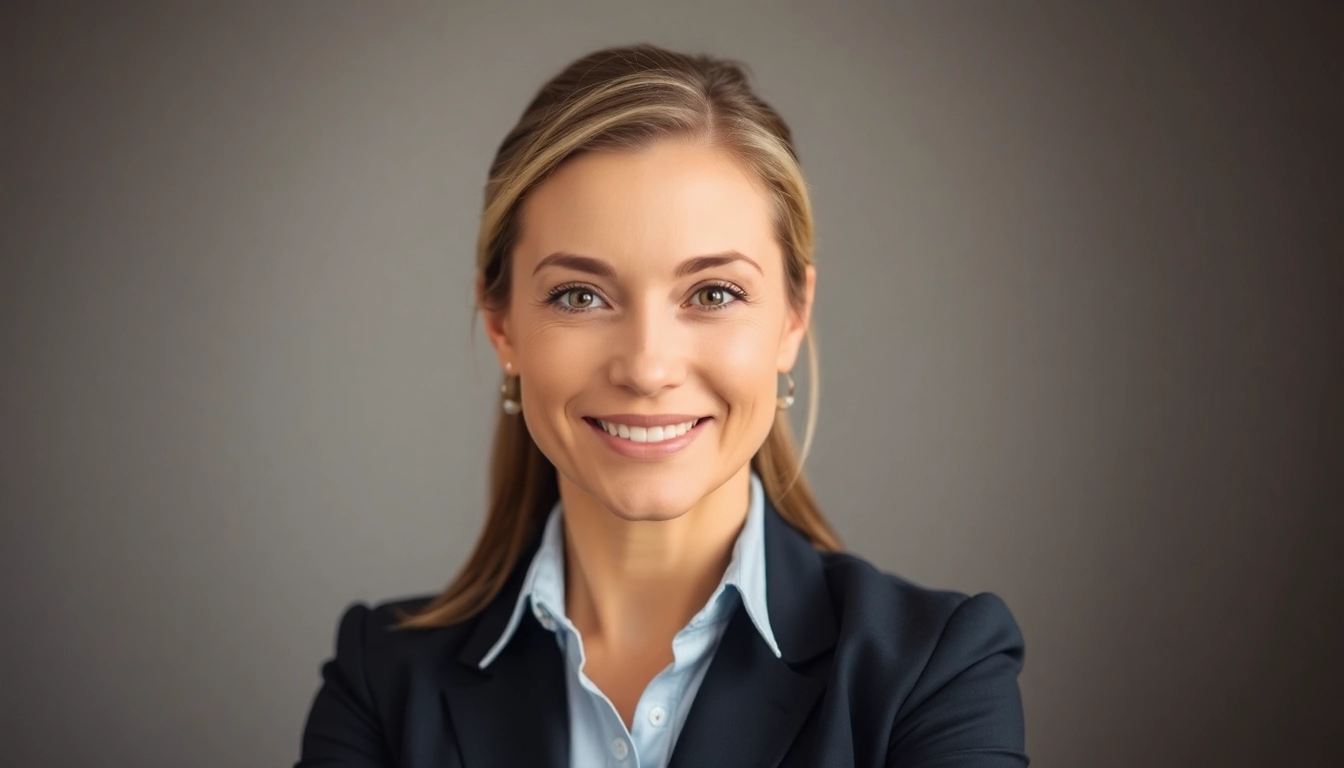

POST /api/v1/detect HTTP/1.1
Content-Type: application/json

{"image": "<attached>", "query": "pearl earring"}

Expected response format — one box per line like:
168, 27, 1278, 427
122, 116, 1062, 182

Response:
777, 371, 795, 410
501, 363, 521, 415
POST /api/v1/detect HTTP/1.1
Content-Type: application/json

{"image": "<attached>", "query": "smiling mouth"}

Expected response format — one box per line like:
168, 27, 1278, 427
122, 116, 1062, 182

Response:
583, 417, 708, 444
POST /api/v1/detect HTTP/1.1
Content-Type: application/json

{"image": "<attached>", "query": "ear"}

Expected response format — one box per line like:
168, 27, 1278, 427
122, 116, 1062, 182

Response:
478, 274, 517, 370
776, 264, 815, 371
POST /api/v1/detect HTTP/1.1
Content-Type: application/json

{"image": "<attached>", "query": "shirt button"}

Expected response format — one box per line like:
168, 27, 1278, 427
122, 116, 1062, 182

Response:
610, 737, 629, 760
648, 705, 667, 727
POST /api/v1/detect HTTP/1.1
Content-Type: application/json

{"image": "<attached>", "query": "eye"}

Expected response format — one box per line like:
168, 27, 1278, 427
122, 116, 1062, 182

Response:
689, 283, 745, 309
551, 286, 607, 311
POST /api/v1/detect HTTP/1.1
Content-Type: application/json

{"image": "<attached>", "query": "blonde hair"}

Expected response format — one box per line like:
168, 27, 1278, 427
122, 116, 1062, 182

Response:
397, 43, 840, 630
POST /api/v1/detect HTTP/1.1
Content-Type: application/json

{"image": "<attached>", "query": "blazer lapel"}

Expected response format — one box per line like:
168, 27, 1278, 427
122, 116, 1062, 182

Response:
668, 500, 839, 768
440, 613, 569, 767
440, 529, 570, 767
667, 606, 824, 768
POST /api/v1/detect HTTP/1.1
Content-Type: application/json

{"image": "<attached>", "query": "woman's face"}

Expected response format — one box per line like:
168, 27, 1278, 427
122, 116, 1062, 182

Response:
483, 138, 813, 522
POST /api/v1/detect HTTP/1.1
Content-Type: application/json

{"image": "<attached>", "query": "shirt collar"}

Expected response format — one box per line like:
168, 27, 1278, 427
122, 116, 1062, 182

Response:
478, 471, 781, 668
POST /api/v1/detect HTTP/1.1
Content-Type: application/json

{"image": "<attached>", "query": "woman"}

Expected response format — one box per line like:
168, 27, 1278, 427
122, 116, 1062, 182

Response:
297, 44, 1027, 768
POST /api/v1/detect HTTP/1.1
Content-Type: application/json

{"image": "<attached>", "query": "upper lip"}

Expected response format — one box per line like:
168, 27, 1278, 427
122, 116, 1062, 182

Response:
588, 413, 707, 427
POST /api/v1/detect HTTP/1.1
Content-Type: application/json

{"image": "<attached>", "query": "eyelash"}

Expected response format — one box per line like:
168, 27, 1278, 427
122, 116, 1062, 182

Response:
543, 281, 749, 313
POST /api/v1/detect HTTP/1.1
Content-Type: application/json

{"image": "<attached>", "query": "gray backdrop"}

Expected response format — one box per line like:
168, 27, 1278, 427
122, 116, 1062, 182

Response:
3, 2, 1339, 767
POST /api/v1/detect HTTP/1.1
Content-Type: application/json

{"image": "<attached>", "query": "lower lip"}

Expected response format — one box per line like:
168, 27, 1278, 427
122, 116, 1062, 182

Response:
584, 418, 710, 459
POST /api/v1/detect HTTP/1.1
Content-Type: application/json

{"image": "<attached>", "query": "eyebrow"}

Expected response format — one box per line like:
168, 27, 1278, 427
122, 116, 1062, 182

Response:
675, 252, 763, 277
532, 252, 615, 278
532, 250, 763, 278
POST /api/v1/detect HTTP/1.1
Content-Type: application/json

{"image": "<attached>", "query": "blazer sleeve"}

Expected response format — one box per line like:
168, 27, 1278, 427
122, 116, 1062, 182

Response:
296, 603, 393, 767
887, 592, 1029, 768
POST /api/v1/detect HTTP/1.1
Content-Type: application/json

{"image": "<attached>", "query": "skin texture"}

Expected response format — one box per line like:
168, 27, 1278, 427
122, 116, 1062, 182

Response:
481, 138, 814, 727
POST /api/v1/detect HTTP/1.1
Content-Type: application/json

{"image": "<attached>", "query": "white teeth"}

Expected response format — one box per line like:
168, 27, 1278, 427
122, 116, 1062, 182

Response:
596, 419, 699, 443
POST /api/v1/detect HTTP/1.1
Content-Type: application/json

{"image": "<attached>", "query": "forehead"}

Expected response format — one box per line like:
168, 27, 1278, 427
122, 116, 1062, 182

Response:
515, 140, 779, 272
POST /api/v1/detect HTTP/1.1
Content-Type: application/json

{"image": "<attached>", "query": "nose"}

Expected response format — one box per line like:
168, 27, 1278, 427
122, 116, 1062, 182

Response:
607, 302, 687, 397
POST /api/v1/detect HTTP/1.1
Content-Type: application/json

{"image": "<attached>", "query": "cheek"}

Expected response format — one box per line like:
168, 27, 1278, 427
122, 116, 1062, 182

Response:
513, 316, 602, 431
521, 338, 589, 401
517, 338, 594, 470
700, 322, 781, 413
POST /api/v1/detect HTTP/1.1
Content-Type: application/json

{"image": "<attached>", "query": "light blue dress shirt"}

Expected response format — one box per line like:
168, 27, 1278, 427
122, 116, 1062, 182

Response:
477, 472, 780, 768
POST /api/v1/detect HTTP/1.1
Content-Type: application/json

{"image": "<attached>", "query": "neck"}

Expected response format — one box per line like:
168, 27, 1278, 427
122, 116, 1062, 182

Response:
558, 465, 752, 654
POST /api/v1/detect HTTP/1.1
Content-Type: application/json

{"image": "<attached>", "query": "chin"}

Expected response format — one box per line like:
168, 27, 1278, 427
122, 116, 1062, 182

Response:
602, 501, 692, 523
599, 483, 699, 523
576, 470, 706, 523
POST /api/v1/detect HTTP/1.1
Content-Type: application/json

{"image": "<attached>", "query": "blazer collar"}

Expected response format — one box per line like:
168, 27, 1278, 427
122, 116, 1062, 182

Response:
667, 497, 838, 767
442, 493, 838, 768
453, 520, 547, 670
760, 493, 839, 664
440, 524, 567, 767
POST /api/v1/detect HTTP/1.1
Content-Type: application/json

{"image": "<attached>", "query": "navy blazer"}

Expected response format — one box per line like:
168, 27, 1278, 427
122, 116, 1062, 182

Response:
297, 500, 1028, 767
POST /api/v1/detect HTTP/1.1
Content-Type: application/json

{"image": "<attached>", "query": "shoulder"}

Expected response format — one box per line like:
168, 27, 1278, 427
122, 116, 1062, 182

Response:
816, 549, 1024, 693
819, 550, 1021, 640
815, 550, 1027, 760
330, 593, 471, 648
324, 594, 484, 691
300, 595, 494, 763
811, 554, 1021, 763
